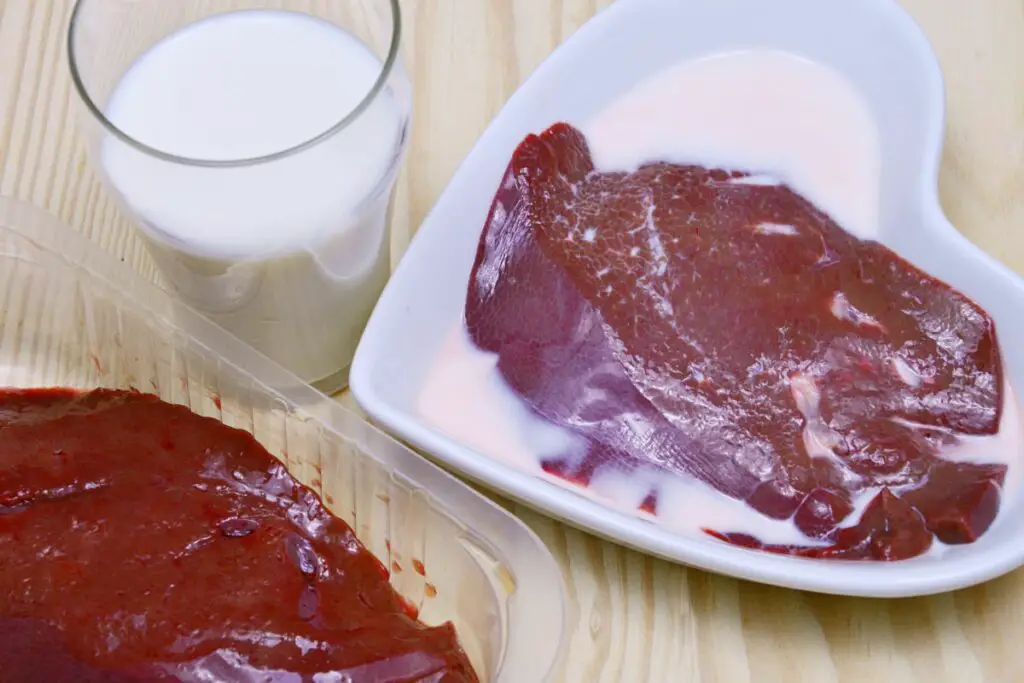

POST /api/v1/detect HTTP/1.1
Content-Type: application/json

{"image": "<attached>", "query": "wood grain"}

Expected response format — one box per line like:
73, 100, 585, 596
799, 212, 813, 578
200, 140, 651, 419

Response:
2, 0, 1024, 681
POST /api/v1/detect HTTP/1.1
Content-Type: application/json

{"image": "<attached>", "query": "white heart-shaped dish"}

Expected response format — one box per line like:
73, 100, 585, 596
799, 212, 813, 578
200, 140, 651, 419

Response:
351, 0, 1024, 597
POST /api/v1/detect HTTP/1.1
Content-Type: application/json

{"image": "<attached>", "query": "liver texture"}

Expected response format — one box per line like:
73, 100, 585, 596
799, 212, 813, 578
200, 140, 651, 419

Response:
465, 123, 1006, 560
0, 389, 477, 682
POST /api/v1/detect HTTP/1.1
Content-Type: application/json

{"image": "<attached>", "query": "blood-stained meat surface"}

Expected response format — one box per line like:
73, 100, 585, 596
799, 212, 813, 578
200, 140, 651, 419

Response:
465, 122, 1006, 560
0, 389, 479, 682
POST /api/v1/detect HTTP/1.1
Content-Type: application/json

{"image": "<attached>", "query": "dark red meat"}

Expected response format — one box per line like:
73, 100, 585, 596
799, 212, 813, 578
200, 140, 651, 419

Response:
0, 388, 478, 682
465, 122, 1007, 560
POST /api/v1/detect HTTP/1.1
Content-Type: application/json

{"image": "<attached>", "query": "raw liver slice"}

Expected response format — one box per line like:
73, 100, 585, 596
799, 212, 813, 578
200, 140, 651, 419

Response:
0, 389, 479, 682
464, 123, 1007, 560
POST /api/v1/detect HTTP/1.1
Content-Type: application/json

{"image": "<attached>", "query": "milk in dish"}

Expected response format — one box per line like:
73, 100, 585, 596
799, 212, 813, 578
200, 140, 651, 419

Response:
584, 50, 880, 240
417, 50, 1023, 555
101, 10, 407, 386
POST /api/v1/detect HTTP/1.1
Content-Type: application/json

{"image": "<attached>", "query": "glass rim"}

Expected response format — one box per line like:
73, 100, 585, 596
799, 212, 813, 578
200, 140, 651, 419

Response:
66, 0, 403, 168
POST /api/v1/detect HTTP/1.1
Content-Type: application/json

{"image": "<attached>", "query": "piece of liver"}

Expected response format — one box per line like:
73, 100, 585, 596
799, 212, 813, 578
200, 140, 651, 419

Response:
465, 122, 1006, 560
0, 389, 478, 682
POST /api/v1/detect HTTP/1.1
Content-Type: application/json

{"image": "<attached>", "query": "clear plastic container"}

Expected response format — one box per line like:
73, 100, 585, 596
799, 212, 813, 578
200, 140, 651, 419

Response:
0, 196, 567, 681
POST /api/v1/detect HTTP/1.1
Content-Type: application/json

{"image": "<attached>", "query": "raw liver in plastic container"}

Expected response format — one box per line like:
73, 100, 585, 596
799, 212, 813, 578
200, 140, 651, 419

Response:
0, 388, 479, 681
0, 197, 566, 682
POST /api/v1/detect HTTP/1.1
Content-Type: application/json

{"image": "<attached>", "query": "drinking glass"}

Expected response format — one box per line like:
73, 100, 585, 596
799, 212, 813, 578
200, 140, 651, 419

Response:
68, 0, 411, 394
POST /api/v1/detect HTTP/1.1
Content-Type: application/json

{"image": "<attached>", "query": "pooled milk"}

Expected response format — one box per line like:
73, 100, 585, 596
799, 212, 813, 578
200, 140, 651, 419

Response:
417, 50, 1023, 542
101, 10, 407, 386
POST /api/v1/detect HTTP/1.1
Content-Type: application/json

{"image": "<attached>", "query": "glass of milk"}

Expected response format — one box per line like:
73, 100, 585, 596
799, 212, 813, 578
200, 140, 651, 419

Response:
67, 0, 411, 393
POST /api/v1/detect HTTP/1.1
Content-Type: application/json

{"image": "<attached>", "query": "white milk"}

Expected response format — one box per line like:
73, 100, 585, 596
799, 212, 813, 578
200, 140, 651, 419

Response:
417, 50, 1023, 543
101, 10, 408, 386
585, 50, 881, 240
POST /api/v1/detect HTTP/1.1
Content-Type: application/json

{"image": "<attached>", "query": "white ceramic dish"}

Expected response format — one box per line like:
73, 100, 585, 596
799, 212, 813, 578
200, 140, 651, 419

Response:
351, 0, 1024, 597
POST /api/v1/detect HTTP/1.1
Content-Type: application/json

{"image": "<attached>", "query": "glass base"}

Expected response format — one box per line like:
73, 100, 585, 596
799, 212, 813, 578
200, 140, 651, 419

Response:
311, 364, 350, 397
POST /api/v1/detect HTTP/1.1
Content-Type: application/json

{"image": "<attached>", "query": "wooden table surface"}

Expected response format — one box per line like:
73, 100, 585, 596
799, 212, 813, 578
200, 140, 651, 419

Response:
2, 1, 1024, 681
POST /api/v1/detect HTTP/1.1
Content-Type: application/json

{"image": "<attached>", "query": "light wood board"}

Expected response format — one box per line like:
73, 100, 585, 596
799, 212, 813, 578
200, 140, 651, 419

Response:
1, 1, 1024, 681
